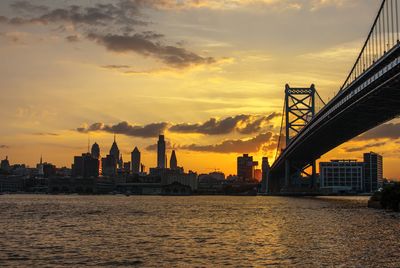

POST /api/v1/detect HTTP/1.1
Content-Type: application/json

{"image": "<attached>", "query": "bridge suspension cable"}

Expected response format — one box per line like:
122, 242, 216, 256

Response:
340, 0, 400, 91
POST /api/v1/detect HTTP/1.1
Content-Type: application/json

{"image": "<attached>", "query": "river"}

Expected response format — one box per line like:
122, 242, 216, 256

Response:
0, 195, 399, 267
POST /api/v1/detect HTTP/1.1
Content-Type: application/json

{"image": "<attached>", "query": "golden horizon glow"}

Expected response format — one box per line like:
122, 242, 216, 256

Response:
0, 0, 399, 179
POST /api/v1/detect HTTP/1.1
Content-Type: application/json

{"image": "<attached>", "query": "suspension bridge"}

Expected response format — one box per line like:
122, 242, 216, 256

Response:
269, 0, 400, 193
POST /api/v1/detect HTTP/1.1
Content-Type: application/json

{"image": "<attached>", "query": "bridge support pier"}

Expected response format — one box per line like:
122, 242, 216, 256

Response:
311, 160, 317, 189
284, 160, 290, 188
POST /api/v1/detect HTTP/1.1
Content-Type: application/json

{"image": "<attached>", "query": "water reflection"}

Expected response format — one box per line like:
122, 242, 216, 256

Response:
0, 195, 399, 267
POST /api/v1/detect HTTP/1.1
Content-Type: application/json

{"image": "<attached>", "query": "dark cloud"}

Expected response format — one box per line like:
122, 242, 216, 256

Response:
178, 133, 274, 153
66, 35, 79, 42
170, 113, 279, 135
33, 132, 59, 136
238, 112, 280, 134
357, 123, 400, 140
344, 142, 386, 153
88, 33, 215, 68
6, 1, 145, 27
1, 1, 216, 69
146, 140, 174, 151
101, 65, 131, 69
11, 1, 49, 13
77, 121, 168, 138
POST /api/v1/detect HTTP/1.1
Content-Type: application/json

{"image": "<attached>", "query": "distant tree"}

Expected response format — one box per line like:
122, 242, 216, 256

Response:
380, 183, 400, 211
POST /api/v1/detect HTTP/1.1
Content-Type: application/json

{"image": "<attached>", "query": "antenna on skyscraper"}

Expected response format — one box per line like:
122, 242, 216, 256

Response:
87, 135, 90, 153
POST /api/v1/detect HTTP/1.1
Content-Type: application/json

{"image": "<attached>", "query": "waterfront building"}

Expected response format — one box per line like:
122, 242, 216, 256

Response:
319, 160, 364, 193
0, 175, 25, 192
131, 147, 141, 174
237, 154, 258, 181
157, 135, 166, 169
261, 157, 270, 193
364, 152, 383, 192
198, 172, 225, 194
170, 150, 177, 170
162, 171, 198, 191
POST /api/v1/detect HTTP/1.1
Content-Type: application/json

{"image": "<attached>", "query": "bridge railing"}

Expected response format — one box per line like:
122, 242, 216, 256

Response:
341, 0, 399, 91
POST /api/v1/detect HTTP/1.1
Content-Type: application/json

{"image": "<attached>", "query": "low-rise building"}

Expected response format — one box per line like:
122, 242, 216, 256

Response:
319, 160, 364, 193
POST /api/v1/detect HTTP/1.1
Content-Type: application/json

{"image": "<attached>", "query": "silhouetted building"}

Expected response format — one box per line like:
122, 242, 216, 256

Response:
364, 152, 383, 192
0, 156, 10, 172
72, 156, 83, 177
43, 162, 57, 178
91, 142, 100, 159
141, 164, 145, 173
237, 154, 258, 181
36, 155, 44, 176
102, 154, 117, 177
110, 135, 122, 168
131, 147, 141, 174
320, 160, 364, 193
170, 150, 177, 170
261, 157, 270, 193
157, 135, 166, 169
123, 162, 131, 173
198, 172, 225, 194
72, 153, 99, 178
119, 156, 124, 170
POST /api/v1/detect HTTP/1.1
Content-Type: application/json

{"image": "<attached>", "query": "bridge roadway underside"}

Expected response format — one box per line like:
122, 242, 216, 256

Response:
270, 49, 400, 192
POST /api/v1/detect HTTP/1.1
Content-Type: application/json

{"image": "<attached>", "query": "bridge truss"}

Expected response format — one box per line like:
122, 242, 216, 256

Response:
271, 0, 400, 193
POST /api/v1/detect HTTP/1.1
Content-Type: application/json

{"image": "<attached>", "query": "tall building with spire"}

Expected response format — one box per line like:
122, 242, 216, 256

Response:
131, 147, 141, 174
37, 155, 44, 176
157, 135, 166, 169
110, 135, 120, 166
170, 150, 177, 170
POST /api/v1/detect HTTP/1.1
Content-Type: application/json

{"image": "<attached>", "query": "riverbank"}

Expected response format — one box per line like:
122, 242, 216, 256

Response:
368, 182, 400, 211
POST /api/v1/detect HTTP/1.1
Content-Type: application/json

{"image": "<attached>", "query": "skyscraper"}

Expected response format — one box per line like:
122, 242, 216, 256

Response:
261, 157, 270, 193
131, 147, 141, 174
364, 152, 383, 192
157, 135, 166, 169
170, 150, 177, 170
237, 154, 258, 181
110, 135, 121, 168
91, 142, 100, 159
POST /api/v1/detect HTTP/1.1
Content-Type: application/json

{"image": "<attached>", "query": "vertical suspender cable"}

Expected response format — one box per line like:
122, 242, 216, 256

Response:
275, 98, 286, 162
384, 2, 387, 51
380, 12, 383, 55
387, 1, 390, 50
391, 0, 395, 46
396, 0, 399, 42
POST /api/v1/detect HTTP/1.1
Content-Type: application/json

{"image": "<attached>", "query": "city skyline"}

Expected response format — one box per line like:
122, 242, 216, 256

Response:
1, 0, 400, 179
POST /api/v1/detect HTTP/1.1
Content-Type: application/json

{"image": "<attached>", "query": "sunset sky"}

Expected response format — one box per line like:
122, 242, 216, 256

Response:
0, 0, 399, 178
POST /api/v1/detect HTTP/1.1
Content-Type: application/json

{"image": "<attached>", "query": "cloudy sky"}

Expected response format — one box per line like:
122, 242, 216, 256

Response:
0, 0, 399, 178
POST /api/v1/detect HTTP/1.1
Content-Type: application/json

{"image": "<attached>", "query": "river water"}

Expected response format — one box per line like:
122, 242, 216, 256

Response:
0, 195, 399, 267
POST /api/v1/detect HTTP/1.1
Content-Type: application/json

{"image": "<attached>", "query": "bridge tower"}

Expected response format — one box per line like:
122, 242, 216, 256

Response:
284, 84, 317, 190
